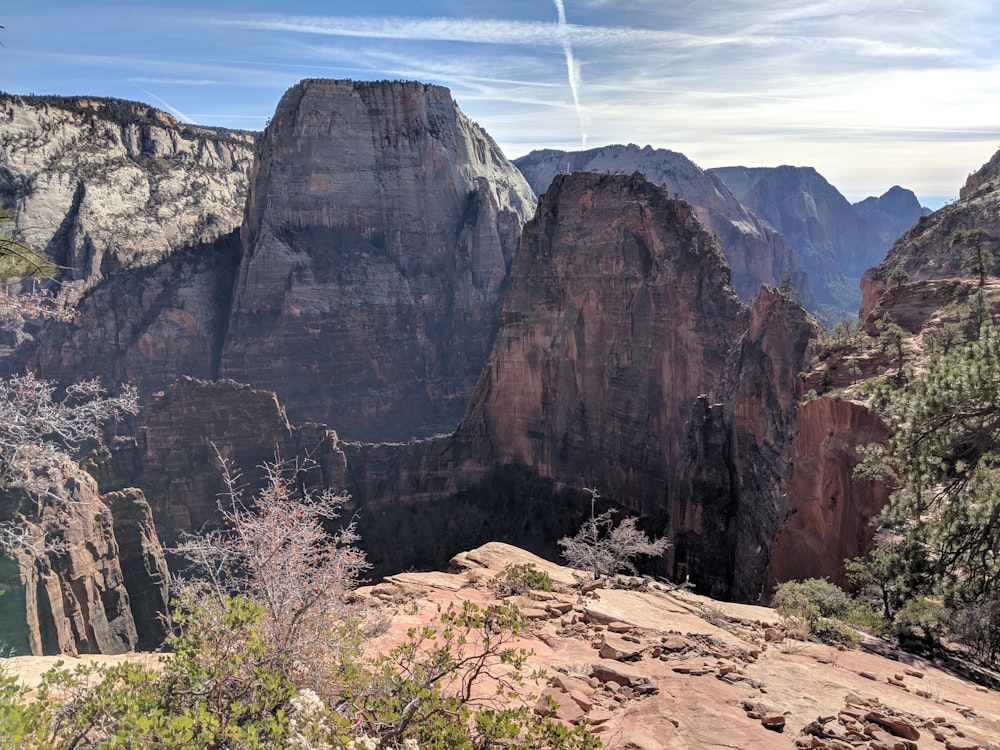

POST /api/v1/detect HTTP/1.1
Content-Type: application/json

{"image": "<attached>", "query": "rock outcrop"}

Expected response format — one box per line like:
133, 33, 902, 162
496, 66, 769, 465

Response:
0, 94, 253, 292
0, 456, 169, 655
512, 145, 811, 307
220, 79, 537, 440
861, 148, 1000, 321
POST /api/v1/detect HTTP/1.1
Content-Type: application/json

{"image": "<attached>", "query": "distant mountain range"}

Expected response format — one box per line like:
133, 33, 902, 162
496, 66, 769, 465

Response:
514, 145, 928, 323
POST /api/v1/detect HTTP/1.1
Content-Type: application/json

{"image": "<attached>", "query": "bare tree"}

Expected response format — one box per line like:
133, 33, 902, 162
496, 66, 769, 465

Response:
558, 488, 670, 579
0, 373, 138, 553
171, 451, 370, 698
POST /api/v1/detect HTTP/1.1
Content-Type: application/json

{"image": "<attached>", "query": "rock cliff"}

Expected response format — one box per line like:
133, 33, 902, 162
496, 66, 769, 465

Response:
457, 172, 821, 599
140, 376, 348, 542
861, 148, 1000, 321
766, 397, 891, 592
0, 94, 253, 293
0, 456, 169, 656
220, 79, 537, 440
512, 145, 810, 308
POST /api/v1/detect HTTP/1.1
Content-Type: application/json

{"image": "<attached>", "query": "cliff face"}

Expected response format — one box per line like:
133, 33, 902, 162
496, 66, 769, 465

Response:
0, 457, 169, 656
861, 148, 1000, 320
512, 145, 810, 308
766, 397, 891, 592
24, 234, 240, 396
140, 377, 348, 542
220, 80, 537, 440
709, 165, 892, 318
0, 95, 253, 293
457, 172, 820, 599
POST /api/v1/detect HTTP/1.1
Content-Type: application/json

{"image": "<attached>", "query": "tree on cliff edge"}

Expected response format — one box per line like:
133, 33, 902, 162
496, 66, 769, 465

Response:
860, 322, 1000, 661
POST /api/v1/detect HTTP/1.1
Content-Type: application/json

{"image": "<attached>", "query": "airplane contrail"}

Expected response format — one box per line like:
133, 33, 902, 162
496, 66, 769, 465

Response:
553, 0, 587, 146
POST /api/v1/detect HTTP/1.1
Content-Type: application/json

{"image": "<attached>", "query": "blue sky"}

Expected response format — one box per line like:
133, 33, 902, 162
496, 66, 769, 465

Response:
4, 1, 999, 207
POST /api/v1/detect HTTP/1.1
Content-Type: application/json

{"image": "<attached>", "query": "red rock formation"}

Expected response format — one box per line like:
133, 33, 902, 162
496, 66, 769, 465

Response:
140, 377, 348, 541
0, 456, 169, 655
765, 397, 891, 592
455, 172, 821, 599
221, 79, 537, 441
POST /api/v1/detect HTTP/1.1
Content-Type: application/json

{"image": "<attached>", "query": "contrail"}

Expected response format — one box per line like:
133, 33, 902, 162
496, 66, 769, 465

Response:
139, 88, 199, 125
552, 0, 587, 146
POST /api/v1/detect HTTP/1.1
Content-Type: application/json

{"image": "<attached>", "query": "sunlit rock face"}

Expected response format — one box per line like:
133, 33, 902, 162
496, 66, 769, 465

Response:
457, 172, 820, 599
220, 79, 537, 441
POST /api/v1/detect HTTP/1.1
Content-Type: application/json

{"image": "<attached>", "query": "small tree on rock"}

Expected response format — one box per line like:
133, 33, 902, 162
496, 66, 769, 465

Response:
558, 488, 670, 579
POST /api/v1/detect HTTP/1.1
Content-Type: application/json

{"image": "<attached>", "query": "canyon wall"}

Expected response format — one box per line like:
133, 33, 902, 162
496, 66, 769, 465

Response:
0, 457, 169, 655
220, 79, 537, 440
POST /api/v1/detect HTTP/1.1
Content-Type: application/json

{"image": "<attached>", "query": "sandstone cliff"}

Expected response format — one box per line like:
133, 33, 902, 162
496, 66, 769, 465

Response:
0, 456, 169, 656
0, 94, 253, 292
140, 376, 349, 542
513, 145, 810, 308
861, 148, 1000, 321
455, 172, 821, 599
766, 397, 891, 592
220, 79, 537, 440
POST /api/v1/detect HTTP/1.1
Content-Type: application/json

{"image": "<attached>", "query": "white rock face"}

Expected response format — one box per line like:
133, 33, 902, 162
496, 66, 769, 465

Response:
0, 94, 254, 295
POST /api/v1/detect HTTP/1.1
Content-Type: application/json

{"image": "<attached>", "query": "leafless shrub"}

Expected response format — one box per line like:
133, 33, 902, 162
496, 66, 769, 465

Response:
171, 451, 370, 698
558, 488, 670, 579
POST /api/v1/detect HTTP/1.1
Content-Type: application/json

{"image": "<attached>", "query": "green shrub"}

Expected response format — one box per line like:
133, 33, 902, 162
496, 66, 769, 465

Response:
487, 563, 554, 597
774, 578, 857, 645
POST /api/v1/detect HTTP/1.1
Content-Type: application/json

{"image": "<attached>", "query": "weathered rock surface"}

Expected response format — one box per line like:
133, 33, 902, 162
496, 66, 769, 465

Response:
358, 543, 1000, 750
766, 397, 891, 591
24, 234, 240, 396
513, 145, 811, 306
457, 172, 819, 599
0, 94, 252, 293
710, 165, 892, 317
861, 148, 1000, 321
220, 79, 537, 440
0, 456, 169, 655
140, 376, 348, 542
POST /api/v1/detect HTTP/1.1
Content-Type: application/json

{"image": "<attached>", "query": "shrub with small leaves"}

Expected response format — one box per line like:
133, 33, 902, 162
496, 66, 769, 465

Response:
487, 563, 554, 597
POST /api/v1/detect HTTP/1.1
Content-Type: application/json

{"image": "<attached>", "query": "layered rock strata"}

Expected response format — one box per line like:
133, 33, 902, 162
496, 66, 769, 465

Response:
0, 456, 169, 655
0, 94, 253, 293
220, 79, 537, 440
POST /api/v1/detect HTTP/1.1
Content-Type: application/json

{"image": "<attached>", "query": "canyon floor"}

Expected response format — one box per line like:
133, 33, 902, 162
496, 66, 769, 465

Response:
6, 543, 999, 750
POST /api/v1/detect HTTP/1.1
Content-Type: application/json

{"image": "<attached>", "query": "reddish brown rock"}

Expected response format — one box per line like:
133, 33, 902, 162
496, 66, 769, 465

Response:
766, 396, 891, 590
865, 712, 920, 741
1, 456, 168, 655
599, 633, 643, 660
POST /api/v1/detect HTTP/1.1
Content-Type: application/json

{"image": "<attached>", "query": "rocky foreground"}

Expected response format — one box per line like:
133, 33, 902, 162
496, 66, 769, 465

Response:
7, 542, 998, 749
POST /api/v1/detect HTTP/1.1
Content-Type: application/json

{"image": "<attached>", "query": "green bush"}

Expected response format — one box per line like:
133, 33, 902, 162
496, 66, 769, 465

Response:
774, 578, 859, 645
487, 563, 554, 597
